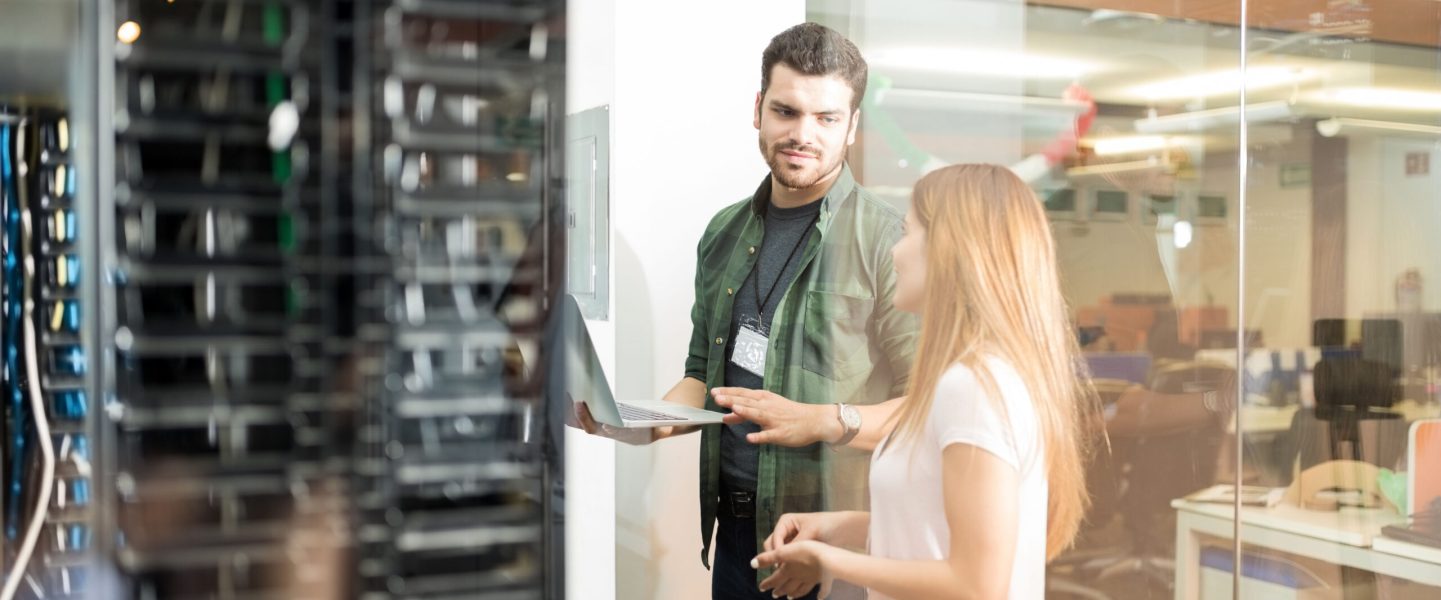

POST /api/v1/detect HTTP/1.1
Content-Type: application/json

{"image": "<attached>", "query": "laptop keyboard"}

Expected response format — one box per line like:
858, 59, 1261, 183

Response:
618, 404, 688, 422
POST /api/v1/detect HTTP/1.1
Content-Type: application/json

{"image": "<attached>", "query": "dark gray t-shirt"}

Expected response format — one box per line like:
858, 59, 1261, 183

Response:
720, 198, 821, 491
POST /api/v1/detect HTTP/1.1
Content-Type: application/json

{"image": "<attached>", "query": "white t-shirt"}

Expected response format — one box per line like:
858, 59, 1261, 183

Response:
867, 359, 1048, 599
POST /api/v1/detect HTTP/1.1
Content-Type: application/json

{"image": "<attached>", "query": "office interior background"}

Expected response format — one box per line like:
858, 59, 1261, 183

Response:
0, 0, 1437, 598
567, 0, 1441, 599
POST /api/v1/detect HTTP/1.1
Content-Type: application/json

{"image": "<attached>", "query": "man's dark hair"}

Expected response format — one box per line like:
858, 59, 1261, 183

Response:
761, 23, 868, 112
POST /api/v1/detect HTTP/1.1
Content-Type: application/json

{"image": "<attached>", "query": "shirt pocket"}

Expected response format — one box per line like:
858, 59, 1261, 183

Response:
800, 290, 874, 381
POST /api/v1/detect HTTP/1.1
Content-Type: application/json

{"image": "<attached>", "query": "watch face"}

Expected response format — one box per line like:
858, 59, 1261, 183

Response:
841, 405, 861, 429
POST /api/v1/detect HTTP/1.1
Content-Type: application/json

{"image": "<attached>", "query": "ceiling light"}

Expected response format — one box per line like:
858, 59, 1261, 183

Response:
1173, 220, 1193, 249
1308, 87, 1441, 112
1083, 9, 1166, 26
1065, 157, 1172, 177
117, 21, 142, 45
868, 48, 1096, 80
1315, 118, 1441, 138
1125, 66, 1318, 101
1134, 101, 1300, 134
1087, 135, 1191, 156
876, 88, 1088, 116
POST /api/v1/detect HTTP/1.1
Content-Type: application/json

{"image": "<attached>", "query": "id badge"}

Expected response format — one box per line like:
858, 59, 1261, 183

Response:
731, 324, 769, 377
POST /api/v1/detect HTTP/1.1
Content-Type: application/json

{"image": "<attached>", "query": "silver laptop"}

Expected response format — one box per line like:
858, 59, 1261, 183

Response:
561, 294, 725, 428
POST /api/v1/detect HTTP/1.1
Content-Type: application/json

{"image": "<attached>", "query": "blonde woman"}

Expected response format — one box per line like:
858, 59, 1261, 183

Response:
748, 164, 1096, 599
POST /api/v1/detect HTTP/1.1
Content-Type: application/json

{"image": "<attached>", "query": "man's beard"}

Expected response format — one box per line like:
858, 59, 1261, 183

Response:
761, 138, 842, 190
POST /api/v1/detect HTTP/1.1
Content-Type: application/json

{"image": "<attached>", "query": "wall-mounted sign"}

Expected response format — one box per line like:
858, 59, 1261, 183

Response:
1280, 163, 1312, 188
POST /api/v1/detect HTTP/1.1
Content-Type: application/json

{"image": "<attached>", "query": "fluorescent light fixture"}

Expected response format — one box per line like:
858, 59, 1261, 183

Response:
1065, 157, 1172, 177
1308, 87, 1441, 112
869, 48, 1096, 80
1125, 66, 1318, 101
1134, 101, 1300, 134
877, 88, 1088, 116
1086, 135, 1195, 156
1315, 117, 1441, 138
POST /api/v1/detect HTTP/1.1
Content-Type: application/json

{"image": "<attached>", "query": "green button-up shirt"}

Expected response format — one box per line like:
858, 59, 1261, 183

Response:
685, 164, 918, 570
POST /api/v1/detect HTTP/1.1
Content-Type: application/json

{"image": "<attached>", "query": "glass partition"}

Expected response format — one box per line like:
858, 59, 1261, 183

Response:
1235, 1, 1441, 598
812, 0, 1441, 597
813, 1, 1242, 596
568, 0, 1441, 596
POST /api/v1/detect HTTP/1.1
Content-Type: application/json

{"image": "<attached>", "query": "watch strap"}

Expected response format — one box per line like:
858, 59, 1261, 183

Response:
833, 403, 860, 446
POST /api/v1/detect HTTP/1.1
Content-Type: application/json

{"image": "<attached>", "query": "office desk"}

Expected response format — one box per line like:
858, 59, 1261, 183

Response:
1232, 401, 1441, 435
1236, 405, 1298, 434
1172, 499, 1441, 599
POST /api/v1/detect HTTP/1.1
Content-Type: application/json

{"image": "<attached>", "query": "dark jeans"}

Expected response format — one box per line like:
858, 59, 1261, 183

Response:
713, 513, 820, 600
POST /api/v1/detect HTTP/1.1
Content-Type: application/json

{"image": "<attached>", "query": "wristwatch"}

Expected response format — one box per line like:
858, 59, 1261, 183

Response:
833, 403, 861, 447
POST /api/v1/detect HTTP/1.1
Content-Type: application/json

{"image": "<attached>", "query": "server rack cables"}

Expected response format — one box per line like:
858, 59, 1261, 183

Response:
32, 115, 92, 597
0, 110, 80, 599
2, 119, 27, 547
1, 144, 57, 600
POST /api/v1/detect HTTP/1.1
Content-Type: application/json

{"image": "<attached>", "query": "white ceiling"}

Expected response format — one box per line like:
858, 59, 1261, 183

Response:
818, 2, 1441, 126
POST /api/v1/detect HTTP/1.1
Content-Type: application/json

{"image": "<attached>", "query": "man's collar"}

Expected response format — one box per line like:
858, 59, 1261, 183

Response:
749, 163, 856, 232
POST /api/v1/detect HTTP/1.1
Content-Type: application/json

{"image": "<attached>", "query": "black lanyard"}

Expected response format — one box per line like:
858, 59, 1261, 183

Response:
747, 212, 819, 325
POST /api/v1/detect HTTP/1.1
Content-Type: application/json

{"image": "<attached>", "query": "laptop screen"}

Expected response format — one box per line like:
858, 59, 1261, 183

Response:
558, 294, 622, 424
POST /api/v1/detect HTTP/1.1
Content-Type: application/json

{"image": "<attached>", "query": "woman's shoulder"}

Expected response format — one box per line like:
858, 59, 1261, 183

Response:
936, 361, 981, 391
933, 358, 1035, 422
932, 362, 992, 414
928, 359, 1035, 466
935, 357, 1027, 398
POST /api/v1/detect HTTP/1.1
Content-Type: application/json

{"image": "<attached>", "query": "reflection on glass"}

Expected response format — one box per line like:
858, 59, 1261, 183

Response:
811, 0, 1441, 597
1234, 0, 1441, 598
1043, 187, 1079, 216
1093, 190, 1130, 219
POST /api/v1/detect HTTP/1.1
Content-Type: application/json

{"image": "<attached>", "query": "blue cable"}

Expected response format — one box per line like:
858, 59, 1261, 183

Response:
53, 390, 86, 420
55, 254, 78, 288
70, 434, 88, 461
53, 346, 85, 377
70, 479, 88, 506
62, 210, 77, 243
68, 523, 88, 551
61, 298, 80, 332
2, 122, 28, 540
46, 299, 78, 334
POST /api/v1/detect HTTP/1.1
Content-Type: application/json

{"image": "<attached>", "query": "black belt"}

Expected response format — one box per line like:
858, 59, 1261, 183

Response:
719, 488, 757, 519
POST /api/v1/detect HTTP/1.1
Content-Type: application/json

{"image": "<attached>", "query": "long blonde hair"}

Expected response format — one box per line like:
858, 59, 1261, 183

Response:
884, 164, 1097, 560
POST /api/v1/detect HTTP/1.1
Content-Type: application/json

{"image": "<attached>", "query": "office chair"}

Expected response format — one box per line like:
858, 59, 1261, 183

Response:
1091, 362, 1235, 592
1046, 379, 1134, 600
1145, 309, 1196, 362
1281, 356, 1408, 488
1083, 378, 1135, 527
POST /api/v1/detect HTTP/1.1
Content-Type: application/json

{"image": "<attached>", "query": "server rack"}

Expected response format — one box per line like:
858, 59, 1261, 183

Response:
353, 1, 561, 597
0, 0, 565, 597
109, 0, 344, 596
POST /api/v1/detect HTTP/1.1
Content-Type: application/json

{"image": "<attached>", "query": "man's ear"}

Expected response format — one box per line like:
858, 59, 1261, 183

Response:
846, 109, 861, 146
754, 92, 764, 130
